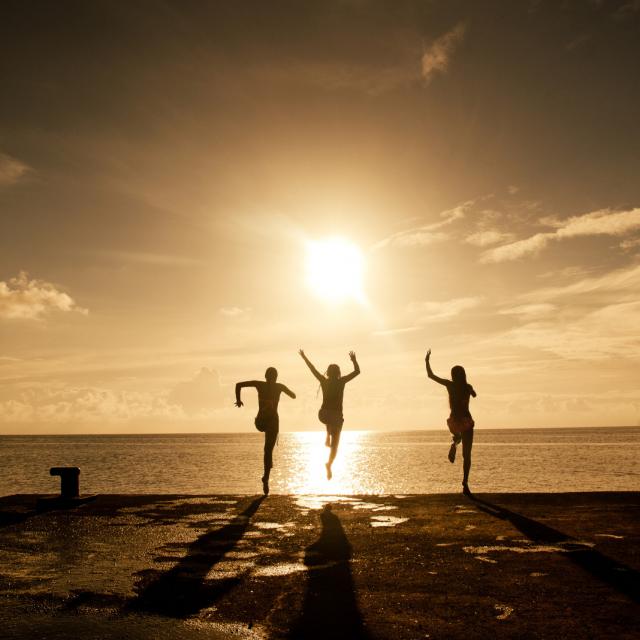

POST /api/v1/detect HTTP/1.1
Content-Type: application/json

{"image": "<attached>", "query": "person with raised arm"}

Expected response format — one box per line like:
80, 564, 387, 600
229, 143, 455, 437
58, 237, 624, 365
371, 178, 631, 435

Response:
299, 349, 360, 480
425, 349, 477, 495
235, 367, 296, 495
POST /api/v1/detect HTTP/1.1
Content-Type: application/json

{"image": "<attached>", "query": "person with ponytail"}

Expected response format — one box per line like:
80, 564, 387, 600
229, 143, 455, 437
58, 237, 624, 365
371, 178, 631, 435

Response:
425, 349, 477, 495
299, 349, 360, 480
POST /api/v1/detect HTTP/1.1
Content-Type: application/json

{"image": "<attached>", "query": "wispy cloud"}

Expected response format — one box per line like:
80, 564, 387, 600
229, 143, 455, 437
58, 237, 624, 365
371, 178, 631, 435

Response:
498, 303, 556, 318
503, 300, 640, 360
481, 207, 640, 263
480, 232, 554, 263
552, 208, 640, 237
421, 22, 467, 85
620, 237, 640, 251
0, 272, 87, 320
376, 230, 448, 249
521, 262, 640, 303
465, 229, 515, 247
407, 296, 481, 323
0, 152, 30, 186
494, 263, 640, 360
219, 306, 251, 318
373, 201, 471, 250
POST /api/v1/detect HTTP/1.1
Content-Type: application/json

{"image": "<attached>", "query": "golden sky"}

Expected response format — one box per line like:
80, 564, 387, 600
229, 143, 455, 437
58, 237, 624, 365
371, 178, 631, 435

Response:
1, 1, 639, 433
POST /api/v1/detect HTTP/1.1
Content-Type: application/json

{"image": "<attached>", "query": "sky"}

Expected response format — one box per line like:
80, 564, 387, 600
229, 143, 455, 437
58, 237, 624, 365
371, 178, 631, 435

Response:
1, 0, 639, 433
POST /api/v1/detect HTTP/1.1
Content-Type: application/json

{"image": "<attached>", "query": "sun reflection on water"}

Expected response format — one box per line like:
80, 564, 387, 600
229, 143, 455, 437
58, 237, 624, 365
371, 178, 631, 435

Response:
282, 430, 385, 494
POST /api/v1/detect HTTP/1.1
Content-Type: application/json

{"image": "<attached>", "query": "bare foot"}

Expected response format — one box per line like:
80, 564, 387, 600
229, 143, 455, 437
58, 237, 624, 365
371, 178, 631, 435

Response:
261, 476, 269, 496
462, 483, 471, 496
325, 463, 332, 480
448, 443, 457, 464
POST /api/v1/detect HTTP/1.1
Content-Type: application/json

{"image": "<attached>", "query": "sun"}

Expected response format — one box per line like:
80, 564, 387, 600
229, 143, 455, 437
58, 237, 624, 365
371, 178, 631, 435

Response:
305, 237, 366, 303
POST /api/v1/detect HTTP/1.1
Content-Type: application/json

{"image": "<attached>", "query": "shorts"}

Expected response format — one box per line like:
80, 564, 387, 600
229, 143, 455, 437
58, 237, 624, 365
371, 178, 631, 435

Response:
255, 410, 279, 433
318, 408, 344, 432
447, 415, 474, 435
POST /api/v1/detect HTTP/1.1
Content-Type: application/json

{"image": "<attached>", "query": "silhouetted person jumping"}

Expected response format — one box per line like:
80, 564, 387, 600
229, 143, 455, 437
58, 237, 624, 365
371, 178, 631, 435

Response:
425, 349, 477, 495
299, 349, 360, 480
235, 367, 296, 495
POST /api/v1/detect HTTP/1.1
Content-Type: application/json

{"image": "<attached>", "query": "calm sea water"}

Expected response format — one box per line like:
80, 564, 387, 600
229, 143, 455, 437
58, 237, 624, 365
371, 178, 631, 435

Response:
1, 428, 638, 496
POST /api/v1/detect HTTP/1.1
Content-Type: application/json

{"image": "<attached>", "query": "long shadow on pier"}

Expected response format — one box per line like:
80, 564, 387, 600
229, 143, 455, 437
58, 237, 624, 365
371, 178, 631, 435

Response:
469, 495, 639, 603
130, 496, 264, 617
289, 504, 370, 639
0, 496, 38, 528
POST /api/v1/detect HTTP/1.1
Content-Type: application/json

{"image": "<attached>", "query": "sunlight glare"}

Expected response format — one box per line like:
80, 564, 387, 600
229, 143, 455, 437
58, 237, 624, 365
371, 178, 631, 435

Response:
305, 237, 365, 303
283, 431, 382, 495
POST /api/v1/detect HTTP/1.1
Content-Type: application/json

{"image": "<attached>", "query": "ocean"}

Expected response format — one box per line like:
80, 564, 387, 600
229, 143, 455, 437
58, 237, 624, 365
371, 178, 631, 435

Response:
1, 427, 638, 496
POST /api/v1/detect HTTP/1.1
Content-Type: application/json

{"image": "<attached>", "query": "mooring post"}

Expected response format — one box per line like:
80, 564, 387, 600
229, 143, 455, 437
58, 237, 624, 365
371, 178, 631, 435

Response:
49, 467, 80, 499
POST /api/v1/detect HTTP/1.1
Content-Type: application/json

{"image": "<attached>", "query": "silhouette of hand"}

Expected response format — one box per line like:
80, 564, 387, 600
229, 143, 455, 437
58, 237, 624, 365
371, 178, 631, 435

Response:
298, 349, 305, 358
349, 350, 357, 361
235, 400, 243, 408
425, 349, 431, 361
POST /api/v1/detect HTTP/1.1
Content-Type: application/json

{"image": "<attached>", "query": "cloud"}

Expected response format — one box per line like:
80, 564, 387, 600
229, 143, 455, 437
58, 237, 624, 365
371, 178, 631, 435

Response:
0, 152, 30, 186
219, 306, 251, 318
0, 272, 88, 320
521, 262, 640, 303
552, 208, 640, 237
407, 296, 481, 323
465, 230, 515, 247
536, 265, 593, 280
620, 237, 640, 251
375, 230, 448, 249
0, 385, 183, 424
167, 367, 226, 415
503, 300, 640, 360
421, 22, 467, 85
480, 207, 640, 263
373, 201, 471, 250
498, 303, 556, 318
494, 263, 640, 360
480, 232, 554, 263
0, 369, 229, 425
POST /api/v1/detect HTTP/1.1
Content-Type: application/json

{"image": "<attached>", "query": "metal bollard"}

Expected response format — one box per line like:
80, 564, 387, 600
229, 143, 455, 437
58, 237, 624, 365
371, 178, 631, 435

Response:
50, 467, 80, 499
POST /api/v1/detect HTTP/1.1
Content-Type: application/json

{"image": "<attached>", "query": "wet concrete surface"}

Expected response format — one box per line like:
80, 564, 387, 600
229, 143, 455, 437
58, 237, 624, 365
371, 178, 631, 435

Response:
0, 492, 638, 639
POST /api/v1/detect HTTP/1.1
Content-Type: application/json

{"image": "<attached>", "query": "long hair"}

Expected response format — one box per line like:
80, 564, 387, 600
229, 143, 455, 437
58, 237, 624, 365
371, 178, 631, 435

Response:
451, 365, 467, 388
326, 364, 341, 379
317, 363, 341, 397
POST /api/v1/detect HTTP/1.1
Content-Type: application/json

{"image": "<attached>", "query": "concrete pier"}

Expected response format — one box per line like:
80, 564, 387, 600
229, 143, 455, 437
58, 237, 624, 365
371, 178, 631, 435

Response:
0, 492, 638, 639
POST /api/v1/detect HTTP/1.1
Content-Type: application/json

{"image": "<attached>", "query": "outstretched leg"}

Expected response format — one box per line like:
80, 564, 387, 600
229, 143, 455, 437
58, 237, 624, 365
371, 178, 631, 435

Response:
326, 427, 341, 480
262, 427, 278, 495
461, 429, 474, 494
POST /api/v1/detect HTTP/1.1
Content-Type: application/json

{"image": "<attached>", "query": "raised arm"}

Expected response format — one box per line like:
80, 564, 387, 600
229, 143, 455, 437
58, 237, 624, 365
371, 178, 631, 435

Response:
425, 349, 449, 387
298, 349, 324, 382
279, 384, 296, 399
235, 380, 258, 407
341, 350, 360, 383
